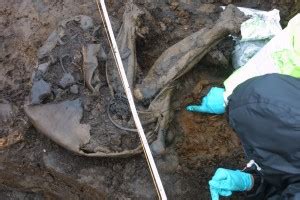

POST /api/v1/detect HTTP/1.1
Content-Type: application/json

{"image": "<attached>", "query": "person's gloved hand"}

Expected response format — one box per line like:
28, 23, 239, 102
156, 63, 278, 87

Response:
209, 168, 253, 200
186, 87, 225, 114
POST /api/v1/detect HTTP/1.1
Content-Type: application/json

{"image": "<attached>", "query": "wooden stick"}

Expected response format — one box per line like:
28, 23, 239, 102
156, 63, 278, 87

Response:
96, 0, 167, 199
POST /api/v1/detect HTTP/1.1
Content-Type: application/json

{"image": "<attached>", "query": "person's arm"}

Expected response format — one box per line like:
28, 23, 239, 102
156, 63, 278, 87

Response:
186, 87, 225, 114
224, 14, 300, 102
186, 14, 300, 115
209, 168, 254, 200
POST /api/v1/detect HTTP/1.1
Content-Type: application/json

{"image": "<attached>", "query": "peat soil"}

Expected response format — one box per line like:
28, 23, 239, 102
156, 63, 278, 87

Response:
0, 0, 298, 199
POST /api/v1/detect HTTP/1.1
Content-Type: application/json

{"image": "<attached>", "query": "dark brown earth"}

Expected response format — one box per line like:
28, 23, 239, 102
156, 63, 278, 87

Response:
0, 0, 299, 199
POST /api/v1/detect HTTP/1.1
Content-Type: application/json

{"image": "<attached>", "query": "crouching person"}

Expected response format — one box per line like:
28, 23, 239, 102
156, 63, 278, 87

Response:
209, 73, 300, 200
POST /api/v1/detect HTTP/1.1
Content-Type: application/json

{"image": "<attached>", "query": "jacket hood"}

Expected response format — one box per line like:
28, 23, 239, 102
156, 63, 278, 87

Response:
228, 73, 300, 175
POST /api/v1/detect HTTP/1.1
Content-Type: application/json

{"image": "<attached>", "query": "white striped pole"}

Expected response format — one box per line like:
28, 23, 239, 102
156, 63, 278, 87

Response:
96, 1, 167, 199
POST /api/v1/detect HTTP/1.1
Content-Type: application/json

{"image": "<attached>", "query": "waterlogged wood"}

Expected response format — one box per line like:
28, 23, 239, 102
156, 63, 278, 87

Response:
106, 3, 144, 97
82, 44, 101, 92
134, 5, 245, 101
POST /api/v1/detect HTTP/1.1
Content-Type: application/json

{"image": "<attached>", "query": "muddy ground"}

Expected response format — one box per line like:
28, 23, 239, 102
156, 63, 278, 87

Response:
0, 0, 298, 199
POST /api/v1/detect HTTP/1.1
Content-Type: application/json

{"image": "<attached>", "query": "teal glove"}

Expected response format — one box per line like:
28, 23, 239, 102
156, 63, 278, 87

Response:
209, 168, 253, 200
186, 87, 225, 114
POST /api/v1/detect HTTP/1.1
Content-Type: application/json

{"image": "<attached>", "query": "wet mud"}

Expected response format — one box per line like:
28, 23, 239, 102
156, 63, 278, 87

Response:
0, 0, 298, 199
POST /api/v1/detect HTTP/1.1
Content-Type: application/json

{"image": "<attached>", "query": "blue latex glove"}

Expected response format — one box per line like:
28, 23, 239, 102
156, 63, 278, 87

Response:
186, 87, 225, 114
209, 168, 253, 200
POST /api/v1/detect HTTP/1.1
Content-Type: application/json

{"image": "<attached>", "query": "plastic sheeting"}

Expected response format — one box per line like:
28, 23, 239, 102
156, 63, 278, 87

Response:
224, 14, 300, 103
231, 8, 282, 69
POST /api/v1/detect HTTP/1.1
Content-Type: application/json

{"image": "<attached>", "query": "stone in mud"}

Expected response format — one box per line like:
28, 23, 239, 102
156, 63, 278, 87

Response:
80, 16, 94, 31
110, 134, 122, 147
59, 73, 75, 89
150, 133, 166, 156
70, 85, 79, 94
150, 142, 165, 156
30, 79, 51, 105
38, 62, 51, 74
156, 151, 179, 173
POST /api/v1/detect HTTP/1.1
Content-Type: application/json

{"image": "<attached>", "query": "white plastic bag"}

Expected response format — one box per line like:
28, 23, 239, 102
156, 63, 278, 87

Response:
232, 40, 268, 69
224, 15, 295, 102
231, 7, 282, 69
238, 8, 282, 41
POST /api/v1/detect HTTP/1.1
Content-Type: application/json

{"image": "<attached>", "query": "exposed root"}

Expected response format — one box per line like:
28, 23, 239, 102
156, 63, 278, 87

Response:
72, 62, 85, 87
82, 44, 101, 92
107, 101, 158, 132
106, 2, 144, 96
59, 54, 69, 73
80, 124, 158, 157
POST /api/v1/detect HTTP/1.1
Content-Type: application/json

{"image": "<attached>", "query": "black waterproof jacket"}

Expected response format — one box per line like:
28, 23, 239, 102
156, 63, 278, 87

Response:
227, 74, 300, 200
